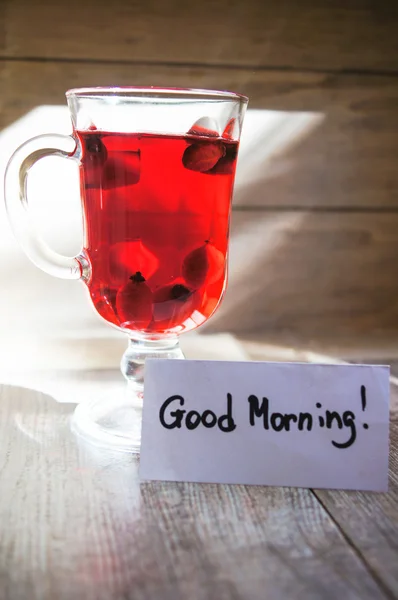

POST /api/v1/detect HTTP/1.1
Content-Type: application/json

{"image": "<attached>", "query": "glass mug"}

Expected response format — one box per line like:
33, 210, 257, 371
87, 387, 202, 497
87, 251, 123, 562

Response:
4, 87, 248, 451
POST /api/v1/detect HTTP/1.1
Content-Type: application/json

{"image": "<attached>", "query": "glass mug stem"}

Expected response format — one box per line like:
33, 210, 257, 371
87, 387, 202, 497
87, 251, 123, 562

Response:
122, 336, 184, 388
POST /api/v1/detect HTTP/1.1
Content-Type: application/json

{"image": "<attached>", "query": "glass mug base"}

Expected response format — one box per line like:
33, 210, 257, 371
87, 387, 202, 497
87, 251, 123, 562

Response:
72, 336, 184, 452
71, 389, 143, 453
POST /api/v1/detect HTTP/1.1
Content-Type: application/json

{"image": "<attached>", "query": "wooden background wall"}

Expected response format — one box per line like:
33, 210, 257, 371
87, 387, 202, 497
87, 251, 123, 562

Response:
1, 0, 398, 352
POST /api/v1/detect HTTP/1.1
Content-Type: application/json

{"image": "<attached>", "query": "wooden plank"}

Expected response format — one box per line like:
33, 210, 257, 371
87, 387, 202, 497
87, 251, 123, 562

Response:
390, 363, 398, 379
209, 211, 398, 338
314, 412, 398, 599
240, 334, 398, 373
1, 60, 398, 208
3, 0, 398, 72
0, 207, 397, 346
0, 3, 5, 55
0, 382, 388, 600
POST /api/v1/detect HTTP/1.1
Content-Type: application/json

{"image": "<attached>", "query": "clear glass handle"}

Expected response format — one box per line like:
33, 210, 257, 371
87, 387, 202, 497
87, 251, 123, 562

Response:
4, 133, 84, 280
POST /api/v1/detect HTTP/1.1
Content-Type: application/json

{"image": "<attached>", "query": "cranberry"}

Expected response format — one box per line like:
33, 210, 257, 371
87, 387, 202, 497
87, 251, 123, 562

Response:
109, 241, 158, 285
152, 283, 196, 330
82, 134, 108, 189
182, 241, 225, 287
207, 143, 238, 175
85, 135, 107, 163
116, 272, 153, 328
182, 141, 225, 173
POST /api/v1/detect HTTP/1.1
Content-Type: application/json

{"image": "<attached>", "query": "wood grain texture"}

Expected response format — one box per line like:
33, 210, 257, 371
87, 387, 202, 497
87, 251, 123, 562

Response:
3, 0, 398, 72
314, 414, 398, 599
0, 60, 398, 208
0, 3, 5, 55
239, 333, 398, 369
0, 207, 397, 343
0, 382, 390, 600
208, 211, 398, 338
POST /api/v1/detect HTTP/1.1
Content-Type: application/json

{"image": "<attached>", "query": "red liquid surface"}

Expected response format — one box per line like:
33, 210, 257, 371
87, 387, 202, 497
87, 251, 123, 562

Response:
77, 130, 238, 334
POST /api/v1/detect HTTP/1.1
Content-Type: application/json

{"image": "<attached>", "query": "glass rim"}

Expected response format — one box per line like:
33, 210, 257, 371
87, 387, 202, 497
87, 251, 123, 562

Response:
65, 86, 248, 103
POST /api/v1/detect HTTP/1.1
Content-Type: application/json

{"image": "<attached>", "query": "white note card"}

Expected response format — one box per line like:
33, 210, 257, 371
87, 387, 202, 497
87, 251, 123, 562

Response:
140, 360, 390, 491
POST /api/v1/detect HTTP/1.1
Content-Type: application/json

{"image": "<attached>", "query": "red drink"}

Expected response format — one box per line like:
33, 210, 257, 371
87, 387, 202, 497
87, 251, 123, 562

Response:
77, 129, 239, 334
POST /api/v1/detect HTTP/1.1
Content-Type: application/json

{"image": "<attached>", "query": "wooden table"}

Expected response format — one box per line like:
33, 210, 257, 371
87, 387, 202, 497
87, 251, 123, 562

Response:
0, 338, 397, 600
